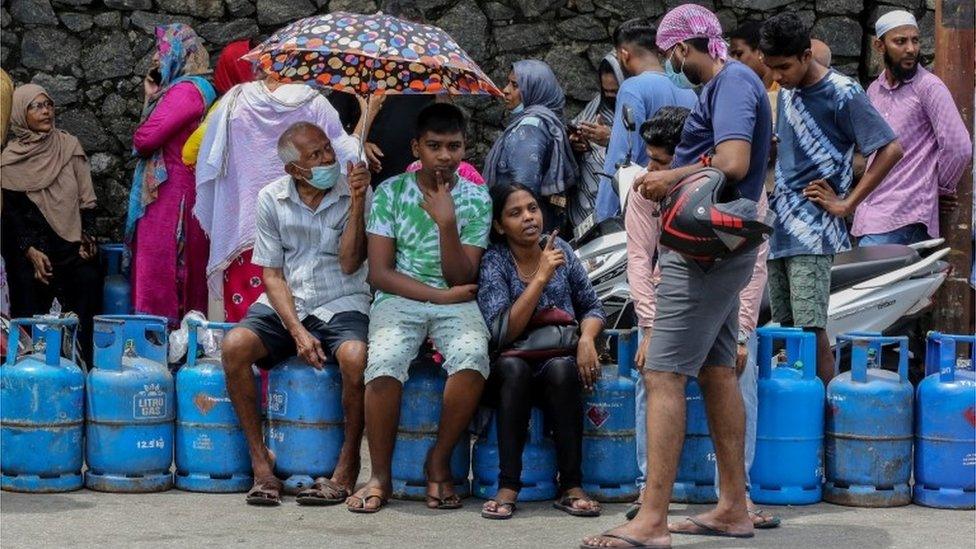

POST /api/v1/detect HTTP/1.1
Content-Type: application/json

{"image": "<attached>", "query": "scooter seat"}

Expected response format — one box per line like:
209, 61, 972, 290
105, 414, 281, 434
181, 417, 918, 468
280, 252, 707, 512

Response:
830, 245, 919, 292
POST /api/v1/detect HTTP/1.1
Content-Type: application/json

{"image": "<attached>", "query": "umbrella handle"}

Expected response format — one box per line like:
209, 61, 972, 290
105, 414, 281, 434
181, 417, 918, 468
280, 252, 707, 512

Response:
359, 95, 370, 161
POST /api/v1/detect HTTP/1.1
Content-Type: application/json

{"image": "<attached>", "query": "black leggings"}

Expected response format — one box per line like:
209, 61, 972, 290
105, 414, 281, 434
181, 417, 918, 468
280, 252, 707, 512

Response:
6, 240, 101, 365
488, 355, 583, 493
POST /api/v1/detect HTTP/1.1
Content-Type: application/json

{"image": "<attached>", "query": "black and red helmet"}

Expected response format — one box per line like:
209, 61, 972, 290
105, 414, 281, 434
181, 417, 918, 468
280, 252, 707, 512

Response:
659, 168, 773, 261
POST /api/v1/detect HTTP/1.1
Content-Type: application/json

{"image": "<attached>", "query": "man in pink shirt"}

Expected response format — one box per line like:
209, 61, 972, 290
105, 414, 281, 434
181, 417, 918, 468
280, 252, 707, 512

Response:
855, 10, 972, 245
625, 106, 777, 529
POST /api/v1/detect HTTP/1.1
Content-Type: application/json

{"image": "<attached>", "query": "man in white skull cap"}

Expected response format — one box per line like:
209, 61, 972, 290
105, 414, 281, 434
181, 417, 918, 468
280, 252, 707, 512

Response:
854, 10, 972, 246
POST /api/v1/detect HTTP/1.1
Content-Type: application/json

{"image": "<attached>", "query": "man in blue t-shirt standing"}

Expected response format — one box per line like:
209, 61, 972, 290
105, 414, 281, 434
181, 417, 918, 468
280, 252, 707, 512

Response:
760, 13, 902, 385
582, 5, 772, 548
594, 18, 697, 222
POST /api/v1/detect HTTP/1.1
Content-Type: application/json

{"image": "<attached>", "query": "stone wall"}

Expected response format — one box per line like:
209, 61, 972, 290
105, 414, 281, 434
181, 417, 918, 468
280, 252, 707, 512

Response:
1, 0, 936, 241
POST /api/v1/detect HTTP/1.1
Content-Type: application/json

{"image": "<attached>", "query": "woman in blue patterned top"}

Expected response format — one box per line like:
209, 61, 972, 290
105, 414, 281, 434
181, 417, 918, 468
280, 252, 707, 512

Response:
477, 183, 605, 520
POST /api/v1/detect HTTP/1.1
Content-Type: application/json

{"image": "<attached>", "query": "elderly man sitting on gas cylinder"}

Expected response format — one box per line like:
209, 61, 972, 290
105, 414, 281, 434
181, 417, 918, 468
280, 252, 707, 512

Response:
220, 121, 372, 507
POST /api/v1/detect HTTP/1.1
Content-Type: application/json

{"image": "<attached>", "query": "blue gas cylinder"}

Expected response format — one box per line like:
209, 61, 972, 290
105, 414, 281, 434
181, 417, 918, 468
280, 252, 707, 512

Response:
750, 327, 824, 505
175, 320, 259, 492
582, 329, 639, 502
825, 333, 913, 507
86, 315, 174, 492
391, 357, 471, 500
1, 317, 85, 492
672, 378, 716, 503
101, 244, 131, 315
473, 407, 556, 501
914, 332, 976, 509
266, 356, 344, 494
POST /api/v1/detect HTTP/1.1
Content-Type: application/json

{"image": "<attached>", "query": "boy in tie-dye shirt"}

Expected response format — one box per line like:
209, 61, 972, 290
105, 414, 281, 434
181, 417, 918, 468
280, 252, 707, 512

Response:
348, 103, 492, 514
760, 13, 902, 384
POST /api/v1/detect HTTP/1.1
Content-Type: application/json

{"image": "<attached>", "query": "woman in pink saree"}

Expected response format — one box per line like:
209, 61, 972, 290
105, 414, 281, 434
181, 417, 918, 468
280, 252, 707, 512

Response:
127, 24, 216, 325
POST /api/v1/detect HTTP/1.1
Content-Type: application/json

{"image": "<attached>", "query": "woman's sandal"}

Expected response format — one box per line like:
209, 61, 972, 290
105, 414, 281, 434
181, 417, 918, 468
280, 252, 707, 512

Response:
245, 476, 283, 507
481, 500, 517, 520
346, 487, 388, 514
296, 477, 350, 506
554, 495, 602, 517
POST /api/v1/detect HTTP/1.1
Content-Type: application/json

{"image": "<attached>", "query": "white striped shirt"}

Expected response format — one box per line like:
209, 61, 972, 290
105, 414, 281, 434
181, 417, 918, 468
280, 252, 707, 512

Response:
252, 175, 371, 322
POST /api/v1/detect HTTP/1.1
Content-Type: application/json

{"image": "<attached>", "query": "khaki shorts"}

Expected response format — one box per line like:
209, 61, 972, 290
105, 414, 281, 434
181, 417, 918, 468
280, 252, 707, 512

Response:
767, 254, 832, 329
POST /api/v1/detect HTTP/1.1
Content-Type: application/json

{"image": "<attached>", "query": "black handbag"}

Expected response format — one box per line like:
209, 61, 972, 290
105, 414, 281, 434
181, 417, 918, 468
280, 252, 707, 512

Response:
493, 307, 579, 361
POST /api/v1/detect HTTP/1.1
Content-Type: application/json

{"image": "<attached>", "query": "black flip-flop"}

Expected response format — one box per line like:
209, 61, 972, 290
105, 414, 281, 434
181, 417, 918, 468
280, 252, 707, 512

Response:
554, 495, 601, 517
579, 532, 671, 549
296, 477, 350, 506
424, 455, 462, 510
749, 508, 782, 529
481, 500, 517, 520
670, 517, 755, 538
625, 502, 641, 520
426, 492, 463, 510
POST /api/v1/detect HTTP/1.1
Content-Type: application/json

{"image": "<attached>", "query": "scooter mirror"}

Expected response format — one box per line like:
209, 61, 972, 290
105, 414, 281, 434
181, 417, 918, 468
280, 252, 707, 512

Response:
622, 104, 636, 132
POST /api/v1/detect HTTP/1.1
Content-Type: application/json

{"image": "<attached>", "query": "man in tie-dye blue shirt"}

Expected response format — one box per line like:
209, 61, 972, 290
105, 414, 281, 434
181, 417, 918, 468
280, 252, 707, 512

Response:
760, 14, 903, 384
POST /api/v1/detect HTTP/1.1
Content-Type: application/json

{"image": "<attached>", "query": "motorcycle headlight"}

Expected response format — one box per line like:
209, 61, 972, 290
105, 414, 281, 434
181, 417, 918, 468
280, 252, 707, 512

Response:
584, 252, 613, 274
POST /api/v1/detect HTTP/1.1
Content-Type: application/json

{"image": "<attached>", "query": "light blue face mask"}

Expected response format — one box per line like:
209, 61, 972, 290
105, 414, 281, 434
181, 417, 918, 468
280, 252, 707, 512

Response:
665, 51, 696, 90
295, 162, 340, 191
512, 103, 525, 114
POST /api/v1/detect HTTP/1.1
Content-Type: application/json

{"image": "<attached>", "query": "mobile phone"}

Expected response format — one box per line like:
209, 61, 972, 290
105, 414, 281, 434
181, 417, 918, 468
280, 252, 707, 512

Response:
148, 68, 162, 84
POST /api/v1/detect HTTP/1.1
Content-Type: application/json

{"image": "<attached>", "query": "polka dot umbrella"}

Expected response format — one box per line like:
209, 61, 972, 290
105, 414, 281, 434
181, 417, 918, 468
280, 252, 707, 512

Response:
243, 11, 503, 98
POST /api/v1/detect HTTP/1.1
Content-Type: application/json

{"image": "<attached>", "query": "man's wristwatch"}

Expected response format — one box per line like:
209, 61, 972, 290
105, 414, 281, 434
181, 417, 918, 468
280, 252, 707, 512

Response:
737, 332, 750, 346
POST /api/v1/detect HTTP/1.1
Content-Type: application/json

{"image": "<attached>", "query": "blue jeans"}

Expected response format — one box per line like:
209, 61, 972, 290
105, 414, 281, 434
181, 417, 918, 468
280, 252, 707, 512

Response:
858, 223, 929, 246
634, 332, 758, 493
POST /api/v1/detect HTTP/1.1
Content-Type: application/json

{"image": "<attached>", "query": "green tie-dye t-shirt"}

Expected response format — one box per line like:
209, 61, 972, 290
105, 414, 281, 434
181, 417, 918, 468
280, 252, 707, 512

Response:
366, 171, 491, 303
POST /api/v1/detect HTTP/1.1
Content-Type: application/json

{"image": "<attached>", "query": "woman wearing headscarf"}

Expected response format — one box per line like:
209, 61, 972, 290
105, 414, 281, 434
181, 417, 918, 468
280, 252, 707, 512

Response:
191, 41, 361, 323
128, 24, 216, 325
484, 60, 578, 232
1, 83, 99, 362
567, 53, 625, 232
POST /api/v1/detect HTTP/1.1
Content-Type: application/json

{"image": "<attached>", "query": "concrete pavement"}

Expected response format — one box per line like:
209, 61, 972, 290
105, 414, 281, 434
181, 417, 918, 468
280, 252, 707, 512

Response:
2, 488, 973, 548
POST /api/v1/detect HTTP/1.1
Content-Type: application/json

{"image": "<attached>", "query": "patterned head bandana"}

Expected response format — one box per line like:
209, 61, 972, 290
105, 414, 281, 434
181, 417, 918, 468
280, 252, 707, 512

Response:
656, 4, 728, 61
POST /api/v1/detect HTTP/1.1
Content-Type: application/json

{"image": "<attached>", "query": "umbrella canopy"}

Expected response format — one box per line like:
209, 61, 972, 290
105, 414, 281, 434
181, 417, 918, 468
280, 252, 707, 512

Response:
245, 12, 502, 97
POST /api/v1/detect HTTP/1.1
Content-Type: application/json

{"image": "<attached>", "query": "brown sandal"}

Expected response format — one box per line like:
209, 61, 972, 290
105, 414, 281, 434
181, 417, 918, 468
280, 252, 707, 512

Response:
296, 477, 350, 506
246, 476, 283, 506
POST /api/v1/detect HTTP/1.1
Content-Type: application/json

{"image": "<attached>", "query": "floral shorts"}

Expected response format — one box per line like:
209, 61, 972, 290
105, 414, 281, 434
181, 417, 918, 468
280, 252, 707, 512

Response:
365, 296, 490, 384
